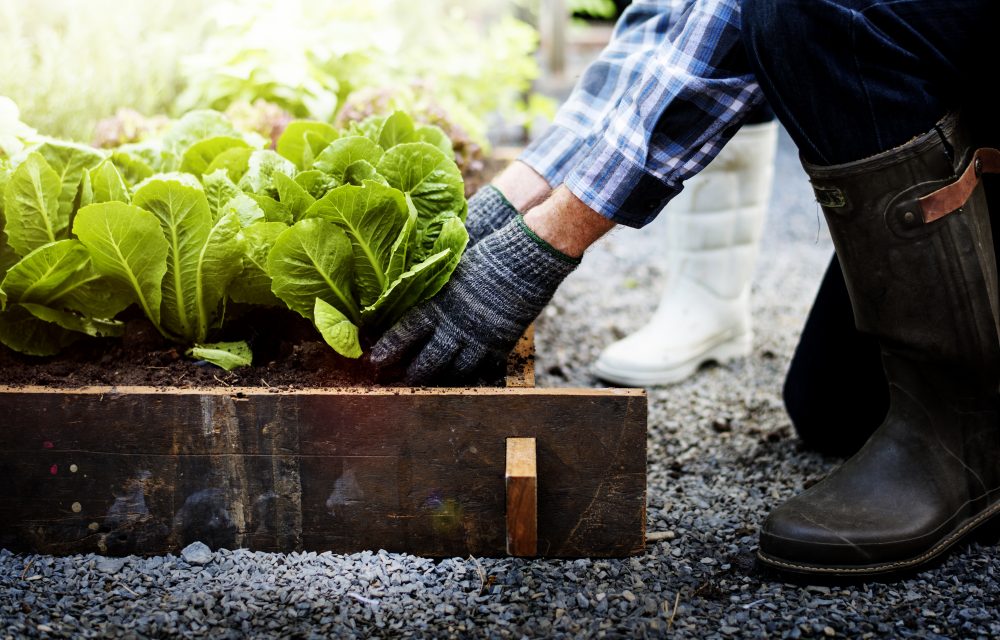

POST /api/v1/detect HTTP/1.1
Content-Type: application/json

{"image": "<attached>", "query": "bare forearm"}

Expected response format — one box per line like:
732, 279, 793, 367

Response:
491, 161, 552, 212
523, 186, 616, 258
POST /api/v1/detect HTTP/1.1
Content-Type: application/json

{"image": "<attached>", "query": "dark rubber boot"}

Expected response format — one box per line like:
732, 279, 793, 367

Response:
758, 113, 1000, 576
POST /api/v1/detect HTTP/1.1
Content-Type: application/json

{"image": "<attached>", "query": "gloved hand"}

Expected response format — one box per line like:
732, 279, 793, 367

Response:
464, 185, 521, 245
370, 215, 579, 384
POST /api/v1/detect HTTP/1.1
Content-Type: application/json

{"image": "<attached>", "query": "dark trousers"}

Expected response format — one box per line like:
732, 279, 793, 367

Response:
739, 0, 1000, 454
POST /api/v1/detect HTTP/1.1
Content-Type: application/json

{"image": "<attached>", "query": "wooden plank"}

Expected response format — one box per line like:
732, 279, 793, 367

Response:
506, 438, 537, 556
0, 388, 646, 557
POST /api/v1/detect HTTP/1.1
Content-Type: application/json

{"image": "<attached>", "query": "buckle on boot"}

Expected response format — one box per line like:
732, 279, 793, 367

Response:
919, 148, 1000, 223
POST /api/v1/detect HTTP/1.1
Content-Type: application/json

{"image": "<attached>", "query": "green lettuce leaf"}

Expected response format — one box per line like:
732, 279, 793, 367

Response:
133, 178, 244, 342
267, 218, 358, 323
72, 201, 168, 328
362, 249, 454, 331
187, 340, 253, 371
343, 160, 386, 187
83, 160, 130, 206
377, 111, 417, 149
229, 221, 287, 307
314, 297, 361, 358
273, 172, 316, 222
180, 136, 251, 176
20, 303, 124, 338
202, 169, 241, 219
238, 150, 297, 198
251, 194, 292, 224
0, 303, 80, 356
204, 147, 253, 183
1, 240, 95, 310
415, 124, 454, 156
34, 141, 106, 220
2, 152, 63, 256
222, 193, 266, 227
110, 150, 154, 187
305, 181, 409, 307
312, 136, 383, 183
294, 170, 336, 199
376, 142, 466, 237
277, 121, 339, 169
162, 110, 242, 158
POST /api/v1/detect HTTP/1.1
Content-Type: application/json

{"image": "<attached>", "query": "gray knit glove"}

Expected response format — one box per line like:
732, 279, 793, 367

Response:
370, 215, 579, 384
464, 185, 521, 245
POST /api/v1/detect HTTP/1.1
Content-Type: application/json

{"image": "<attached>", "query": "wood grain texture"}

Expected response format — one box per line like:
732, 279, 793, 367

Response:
506, 438, 537, 556
0, 388, 646, 557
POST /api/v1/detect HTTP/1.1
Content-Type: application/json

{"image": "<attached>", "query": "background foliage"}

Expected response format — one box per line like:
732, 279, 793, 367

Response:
0, 0, 551, 148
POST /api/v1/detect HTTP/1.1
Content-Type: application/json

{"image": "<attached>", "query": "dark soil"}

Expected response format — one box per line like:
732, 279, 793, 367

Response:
0, 307, 510, 389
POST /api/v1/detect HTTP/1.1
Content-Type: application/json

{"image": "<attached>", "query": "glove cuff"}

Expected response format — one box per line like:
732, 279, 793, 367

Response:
476, 216, 580, 296
465, 185, 521, 244
514, 215, 581, 266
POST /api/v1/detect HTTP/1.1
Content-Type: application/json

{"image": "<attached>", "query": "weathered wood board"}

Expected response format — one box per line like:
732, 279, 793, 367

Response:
0, 386, 646, 557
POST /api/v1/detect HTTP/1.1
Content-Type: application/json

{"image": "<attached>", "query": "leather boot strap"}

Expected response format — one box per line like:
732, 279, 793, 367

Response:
919, 147, 1000, 223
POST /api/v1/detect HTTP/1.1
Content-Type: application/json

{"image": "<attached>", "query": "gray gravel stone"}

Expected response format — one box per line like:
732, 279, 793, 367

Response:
95, 556, 126, 574
181, 541, 214, 566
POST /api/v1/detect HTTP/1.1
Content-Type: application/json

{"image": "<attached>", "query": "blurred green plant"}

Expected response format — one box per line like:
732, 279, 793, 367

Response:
177, 0, 553, 149
0, 0, 209, 142
0, 97, 38, 158
1, 0, 553, 151
568, 0, 618, 19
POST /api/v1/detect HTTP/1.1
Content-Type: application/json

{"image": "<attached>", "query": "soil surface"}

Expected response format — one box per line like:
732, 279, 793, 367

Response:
0, 308, 509, 389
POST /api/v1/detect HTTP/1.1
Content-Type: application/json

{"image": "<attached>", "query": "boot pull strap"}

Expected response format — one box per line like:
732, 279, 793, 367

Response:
919, 148, 1000, 223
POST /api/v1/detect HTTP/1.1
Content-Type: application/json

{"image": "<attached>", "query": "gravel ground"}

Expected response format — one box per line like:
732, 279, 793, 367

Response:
2, 130, 999, 638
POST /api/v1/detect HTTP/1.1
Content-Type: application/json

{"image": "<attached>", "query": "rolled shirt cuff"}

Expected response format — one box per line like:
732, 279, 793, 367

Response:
518, 124, 590, 188
564, 138, 680, 229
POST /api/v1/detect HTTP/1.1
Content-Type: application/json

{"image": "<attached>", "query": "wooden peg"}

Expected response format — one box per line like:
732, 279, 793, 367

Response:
506, 437, 537, 556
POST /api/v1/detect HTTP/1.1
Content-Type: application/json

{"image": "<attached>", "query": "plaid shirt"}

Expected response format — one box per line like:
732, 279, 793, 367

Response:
520, 0, 763, 228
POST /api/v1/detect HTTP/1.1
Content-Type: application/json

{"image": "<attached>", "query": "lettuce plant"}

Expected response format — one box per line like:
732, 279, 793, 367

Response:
263, 110, 468, 358
0, 142, 130, 355
0, 106, 468, 368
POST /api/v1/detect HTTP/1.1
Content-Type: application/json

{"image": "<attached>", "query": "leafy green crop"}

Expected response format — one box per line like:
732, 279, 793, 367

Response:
0, 147, 130, 355
0, 106, 467, 367
265, 110, 468, 358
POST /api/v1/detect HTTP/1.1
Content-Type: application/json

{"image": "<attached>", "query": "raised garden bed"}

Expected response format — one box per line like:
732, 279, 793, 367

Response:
0, 330, 647, 558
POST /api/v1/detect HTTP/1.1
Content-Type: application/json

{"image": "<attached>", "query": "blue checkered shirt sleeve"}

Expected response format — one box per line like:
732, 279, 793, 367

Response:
519, 0, 763, 228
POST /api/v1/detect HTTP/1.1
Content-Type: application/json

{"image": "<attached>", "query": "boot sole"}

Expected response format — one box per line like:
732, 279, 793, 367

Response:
756, 500, 1000, 578
592, 333, 752, 387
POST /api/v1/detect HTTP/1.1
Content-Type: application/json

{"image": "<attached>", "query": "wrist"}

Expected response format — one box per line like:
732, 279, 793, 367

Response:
491, 161, 552, 211
522, 187, 616, 258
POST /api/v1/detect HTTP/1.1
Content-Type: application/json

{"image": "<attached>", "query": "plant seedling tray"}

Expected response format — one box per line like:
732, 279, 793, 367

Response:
0, 331, 647, 557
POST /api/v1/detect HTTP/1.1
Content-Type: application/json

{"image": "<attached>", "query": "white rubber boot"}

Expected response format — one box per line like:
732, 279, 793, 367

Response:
593, 120, 778, 386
